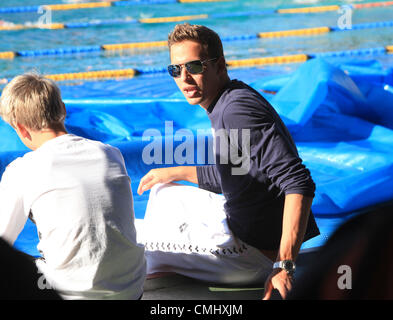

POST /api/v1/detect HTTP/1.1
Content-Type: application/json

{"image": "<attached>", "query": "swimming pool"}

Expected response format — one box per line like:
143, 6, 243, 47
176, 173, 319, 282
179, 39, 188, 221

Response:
1, 0, 393, 255
1, 0, 393, 85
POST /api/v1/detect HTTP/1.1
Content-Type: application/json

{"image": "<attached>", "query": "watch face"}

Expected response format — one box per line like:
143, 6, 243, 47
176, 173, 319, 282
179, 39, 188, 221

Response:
284, 260, 294, 270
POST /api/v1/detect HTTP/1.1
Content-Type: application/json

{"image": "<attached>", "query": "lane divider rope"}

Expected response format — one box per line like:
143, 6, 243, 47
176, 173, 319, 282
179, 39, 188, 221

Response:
2, 1, 393, 32
258, 26, 331, 38
386, 45, 393, 53
0, 0, 231, 13
1, 0, 392, 14
45, 68, 137, 81
0, 11, 273, 31
101, 40, 168, 50
353, 1, 393, 8
139, 14, 209, 23
2, 45, 391, 83
0, 51, 16, 59
2, 22, 393, 59
277, 5, 340, 14
226, 54, 309, 67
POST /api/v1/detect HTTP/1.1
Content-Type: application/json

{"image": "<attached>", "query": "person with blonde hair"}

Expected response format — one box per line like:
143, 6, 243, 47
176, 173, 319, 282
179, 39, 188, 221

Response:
137, 23, 319, 299
0, 73, 146, 300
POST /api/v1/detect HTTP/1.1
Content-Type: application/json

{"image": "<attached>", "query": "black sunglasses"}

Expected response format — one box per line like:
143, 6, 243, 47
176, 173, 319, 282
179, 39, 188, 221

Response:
167, 58, 218, 78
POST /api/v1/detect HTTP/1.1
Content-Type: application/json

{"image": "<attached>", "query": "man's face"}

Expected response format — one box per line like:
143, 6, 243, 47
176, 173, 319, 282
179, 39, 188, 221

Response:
170, 40, 223, 110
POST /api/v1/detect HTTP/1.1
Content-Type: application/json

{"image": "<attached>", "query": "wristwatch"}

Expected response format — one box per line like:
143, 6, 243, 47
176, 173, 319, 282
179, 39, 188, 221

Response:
273, 260, 296, 275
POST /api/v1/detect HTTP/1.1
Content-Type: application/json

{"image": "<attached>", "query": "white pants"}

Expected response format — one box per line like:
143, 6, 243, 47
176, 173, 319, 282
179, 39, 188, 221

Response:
135, 183, 273, 285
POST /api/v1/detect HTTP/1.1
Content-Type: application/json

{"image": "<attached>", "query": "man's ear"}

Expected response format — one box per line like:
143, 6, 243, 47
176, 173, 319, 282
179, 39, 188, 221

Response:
216, 56, 227, 75
62, 102, 67, 116
15, 123, 32, 140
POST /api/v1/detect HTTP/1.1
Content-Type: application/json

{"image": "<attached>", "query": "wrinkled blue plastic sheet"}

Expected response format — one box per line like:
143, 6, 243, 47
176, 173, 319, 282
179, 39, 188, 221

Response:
1, 58, 393, 255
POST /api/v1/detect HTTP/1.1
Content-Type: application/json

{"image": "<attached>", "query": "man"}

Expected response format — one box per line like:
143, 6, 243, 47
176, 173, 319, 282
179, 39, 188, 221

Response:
0, 73, 146, 299
137, 23, 319, 299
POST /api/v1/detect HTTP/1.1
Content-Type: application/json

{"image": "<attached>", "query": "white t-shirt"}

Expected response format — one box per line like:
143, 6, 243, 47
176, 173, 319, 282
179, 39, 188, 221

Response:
0, 134, 146, 300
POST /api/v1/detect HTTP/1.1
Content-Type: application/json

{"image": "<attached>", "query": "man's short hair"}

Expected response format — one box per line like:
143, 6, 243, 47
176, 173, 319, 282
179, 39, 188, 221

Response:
168, 23, 224, 60
0, 73, 66, 130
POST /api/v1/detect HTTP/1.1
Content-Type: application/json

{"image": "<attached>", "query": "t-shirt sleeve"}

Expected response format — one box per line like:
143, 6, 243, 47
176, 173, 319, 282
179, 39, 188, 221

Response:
196, 165, 222, 194
0, 159, 29, 245
222, 97, 315, 197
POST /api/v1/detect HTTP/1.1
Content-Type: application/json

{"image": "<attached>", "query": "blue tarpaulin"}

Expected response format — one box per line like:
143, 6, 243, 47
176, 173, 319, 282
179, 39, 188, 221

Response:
1, 58, 393, 256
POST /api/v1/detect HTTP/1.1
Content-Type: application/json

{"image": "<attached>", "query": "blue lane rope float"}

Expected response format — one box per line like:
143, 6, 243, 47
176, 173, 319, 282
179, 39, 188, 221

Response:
0, 5, 40, 13
1, 45, 392, 83
16, 46, 102, 57
330, 20, 393, 31
308, 46, 389, 58
2, 21, 393, 59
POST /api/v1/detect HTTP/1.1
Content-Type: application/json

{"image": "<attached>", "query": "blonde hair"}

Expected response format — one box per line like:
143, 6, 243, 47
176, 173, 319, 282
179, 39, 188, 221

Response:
0, 73, 66, 130
168, 23, 224, 60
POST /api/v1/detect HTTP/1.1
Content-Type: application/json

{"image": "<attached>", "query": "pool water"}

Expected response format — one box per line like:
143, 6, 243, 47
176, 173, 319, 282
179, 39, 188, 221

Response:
1, 0, 393, 90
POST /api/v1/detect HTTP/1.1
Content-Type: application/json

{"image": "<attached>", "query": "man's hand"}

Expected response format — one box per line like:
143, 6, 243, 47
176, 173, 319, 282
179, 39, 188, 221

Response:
263, 269, 294, 300
137, 168, 176, 195
137, 166, 197, 195
261, 194, 313, 300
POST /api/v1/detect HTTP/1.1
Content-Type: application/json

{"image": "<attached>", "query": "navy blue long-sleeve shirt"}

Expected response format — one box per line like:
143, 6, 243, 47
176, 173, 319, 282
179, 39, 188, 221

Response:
197, 80, 319, 250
